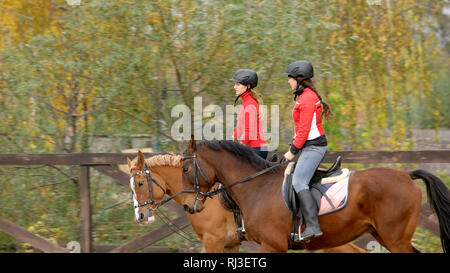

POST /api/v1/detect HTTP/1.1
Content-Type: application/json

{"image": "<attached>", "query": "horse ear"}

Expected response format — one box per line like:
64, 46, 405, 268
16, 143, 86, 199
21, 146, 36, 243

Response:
188, 134, 196, 154
126, 157, 132, 170
137, 150, 145, 169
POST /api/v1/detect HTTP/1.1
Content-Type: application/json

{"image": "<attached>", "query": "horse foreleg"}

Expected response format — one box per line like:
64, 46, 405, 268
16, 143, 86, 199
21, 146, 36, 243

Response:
202, 233, 227, 253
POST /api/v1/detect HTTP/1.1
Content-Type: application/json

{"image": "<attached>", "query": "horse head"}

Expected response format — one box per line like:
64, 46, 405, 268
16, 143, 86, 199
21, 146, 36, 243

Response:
181, 136, 217, 214
127, 150, 166, 225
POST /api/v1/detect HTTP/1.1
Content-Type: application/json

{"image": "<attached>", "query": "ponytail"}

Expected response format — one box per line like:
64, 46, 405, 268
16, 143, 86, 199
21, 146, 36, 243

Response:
234, 86, 263, 105
249, 90, 263, 105
297, 78, 334, 121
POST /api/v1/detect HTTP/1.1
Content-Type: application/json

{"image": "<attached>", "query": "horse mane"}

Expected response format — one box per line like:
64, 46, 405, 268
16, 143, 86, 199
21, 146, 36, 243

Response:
145, 153, 183, 168
130, 153, 183, 169
196, 140, 279, 173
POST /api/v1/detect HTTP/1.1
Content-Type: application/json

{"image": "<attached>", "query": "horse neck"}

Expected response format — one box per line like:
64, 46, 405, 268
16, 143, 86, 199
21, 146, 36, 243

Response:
202, 150, 280, 213
150, 165, 184, 206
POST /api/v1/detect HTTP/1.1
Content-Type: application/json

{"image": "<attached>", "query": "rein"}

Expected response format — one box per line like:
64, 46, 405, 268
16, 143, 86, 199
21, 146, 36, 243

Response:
201, 161, 284, 198
154, 150, 287, 207
154, 208, 200, 244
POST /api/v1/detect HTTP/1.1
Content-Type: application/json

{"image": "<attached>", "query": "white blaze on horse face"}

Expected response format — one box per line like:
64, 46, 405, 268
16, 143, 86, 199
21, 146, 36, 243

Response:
130, 177, 140, 221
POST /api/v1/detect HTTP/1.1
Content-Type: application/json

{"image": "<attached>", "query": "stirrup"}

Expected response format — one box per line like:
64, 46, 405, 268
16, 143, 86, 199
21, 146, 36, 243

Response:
299, 230, 323, 242
237, 226, 246, 234
290, 233, 300, 242
299, 234, 316, 242
293, 233, 312, 243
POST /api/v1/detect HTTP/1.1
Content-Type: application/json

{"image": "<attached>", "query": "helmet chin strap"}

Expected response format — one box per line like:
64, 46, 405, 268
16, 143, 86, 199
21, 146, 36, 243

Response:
234, 86, 250, 104
293, 78, 306, 101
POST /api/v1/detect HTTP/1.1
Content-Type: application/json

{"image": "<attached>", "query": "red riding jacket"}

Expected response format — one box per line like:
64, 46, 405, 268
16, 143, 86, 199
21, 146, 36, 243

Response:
290, 87, 326, 154
233, 91, 267, 148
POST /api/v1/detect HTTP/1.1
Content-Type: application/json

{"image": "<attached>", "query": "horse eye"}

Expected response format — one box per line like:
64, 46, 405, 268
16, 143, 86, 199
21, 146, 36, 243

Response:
183, 167, 188, 173
138, 182, 144, 187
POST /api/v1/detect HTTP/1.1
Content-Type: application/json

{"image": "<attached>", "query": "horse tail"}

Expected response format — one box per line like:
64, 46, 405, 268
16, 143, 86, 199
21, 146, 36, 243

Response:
410, 169, 450, 253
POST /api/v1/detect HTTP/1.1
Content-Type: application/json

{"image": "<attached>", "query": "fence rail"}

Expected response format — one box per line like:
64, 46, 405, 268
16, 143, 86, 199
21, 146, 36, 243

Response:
0, 150, 449, 165
0, 150, 448, 253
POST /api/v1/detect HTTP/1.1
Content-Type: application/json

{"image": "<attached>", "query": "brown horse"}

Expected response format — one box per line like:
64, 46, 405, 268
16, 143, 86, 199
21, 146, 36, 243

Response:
127, 151, 366, 253
181, 138, 450, 253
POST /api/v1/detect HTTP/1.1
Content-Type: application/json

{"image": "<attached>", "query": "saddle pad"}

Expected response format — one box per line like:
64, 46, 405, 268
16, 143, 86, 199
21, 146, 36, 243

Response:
318, 175, 350, 216
282, 170, 350, 217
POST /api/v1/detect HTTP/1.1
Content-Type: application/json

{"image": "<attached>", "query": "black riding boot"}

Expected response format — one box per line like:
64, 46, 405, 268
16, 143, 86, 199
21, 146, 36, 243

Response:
296, 189, 322, 242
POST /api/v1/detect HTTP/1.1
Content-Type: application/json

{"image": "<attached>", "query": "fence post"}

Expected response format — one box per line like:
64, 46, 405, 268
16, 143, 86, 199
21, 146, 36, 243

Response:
79, 165, 92, 253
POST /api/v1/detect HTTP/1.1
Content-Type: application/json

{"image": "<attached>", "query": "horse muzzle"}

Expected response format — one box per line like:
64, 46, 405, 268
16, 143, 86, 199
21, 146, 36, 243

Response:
136, 208, 155, 225
183, 197, 205, 214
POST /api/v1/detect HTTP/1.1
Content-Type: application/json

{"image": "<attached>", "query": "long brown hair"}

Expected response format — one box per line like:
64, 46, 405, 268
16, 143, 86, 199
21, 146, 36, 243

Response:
297, 77, 333, 121
249, 90, 262, 105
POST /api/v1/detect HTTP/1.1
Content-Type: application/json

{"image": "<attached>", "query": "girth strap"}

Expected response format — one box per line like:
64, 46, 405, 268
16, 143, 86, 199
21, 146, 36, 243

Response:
233, 209, 247, 242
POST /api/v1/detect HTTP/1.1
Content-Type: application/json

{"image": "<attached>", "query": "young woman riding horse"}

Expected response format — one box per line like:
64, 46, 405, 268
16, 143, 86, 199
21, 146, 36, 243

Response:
180, 63, 449, 253
230, 69, 268, 159
181, 138, 449, 253
283, 60, 333, 242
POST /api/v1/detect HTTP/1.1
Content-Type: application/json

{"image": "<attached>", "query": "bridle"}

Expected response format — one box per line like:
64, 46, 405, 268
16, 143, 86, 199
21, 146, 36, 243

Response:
182, 150, 215, 205
129, 151, 215, 209
130, 162, 201, 244
140, 148, 286, 208
130, 163, 166, 209
181, 149, 286, 200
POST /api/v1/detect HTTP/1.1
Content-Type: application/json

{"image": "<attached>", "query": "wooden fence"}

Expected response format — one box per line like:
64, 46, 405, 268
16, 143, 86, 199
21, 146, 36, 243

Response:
0, 150, 449, 253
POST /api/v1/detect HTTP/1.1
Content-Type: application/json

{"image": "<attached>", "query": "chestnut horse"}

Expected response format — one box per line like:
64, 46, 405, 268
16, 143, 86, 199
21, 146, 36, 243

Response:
181, 139, 450, 253
127, 152, 240, 252
127, 151, 366, 253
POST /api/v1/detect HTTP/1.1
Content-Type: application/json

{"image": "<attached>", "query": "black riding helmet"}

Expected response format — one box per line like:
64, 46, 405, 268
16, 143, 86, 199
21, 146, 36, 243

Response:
284, 60, 314, 79
285, 61, 314, 100
229, 69, 258, 89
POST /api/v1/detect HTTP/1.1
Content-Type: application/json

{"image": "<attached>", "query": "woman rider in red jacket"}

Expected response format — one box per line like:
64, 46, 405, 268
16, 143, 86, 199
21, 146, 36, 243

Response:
283, 60, 333, 242
230, 69, 268, 159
